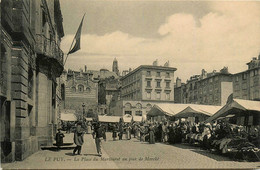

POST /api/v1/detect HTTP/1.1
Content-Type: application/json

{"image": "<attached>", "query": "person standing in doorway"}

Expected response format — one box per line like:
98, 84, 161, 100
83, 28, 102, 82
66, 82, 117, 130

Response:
73, 122, 84, 155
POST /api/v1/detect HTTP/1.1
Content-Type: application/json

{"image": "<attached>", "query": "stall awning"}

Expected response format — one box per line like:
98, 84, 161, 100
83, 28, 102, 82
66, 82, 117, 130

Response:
133, 116, 142, 122
60, 113, 77, 121
205, 99, 260, 122
174, 105, 221, 118
147, 103, 190, 117
123, 115, 132, 123
98, 115, 120, 123
85, 117, 93, 121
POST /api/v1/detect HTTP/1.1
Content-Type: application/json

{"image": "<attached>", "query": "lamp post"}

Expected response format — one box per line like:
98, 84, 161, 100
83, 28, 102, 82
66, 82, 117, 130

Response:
82, 103, 85, 120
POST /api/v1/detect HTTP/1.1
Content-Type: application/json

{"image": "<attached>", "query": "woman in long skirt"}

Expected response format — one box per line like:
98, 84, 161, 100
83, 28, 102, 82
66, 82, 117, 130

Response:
149, 125, 155, 144
112, 124, 117, 141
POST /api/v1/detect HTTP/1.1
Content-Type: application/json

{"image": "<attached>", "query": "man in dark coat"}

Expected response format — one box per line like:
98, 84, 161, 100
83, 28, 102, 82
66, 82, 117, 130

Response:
55, 128, 65, 150
73, 122, 84, 155
94, 122, 105, 156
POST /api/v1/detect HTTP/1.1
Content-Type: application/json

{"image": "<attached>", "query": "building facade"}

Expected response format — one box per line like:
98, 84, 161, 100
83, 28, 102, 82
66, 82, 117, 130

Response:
233, 55, 260, 101
62, 69, 99, 118
121, 65, 177, 102
110, 64, 177, 117
175, 67, 233, 106
1, 0, 64, 162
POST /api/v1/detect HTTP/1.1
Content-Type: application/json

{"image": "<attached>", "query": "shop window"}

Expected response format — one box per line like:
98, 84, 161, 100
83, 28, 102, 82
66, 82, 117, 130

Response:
125, 111, 132, 115
135, 111, 142, 116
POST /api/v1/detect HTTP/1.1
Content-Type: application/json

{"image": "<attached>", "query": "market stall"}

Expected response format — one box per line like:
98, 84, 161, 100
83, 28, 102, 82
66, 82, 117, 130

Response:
98, 115, 120, 123
132, 116, 142, 122
147, 103, 190, 122
173, 105, 221, 123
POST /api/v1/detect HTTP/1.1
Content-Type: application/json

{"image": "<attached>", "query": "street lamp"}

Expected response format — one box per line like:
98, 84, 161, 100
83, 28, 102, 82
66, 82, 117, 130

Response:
82, 103, 85, 120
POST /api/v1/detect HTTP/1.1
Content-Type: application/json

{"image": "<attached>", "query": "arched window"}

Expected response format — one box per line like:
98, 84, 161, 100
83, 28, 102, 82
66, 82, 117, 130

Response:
146, 103, 152, 113
86, 87, 91, 93
124, 103, 132, 115
136, 103, 142, 109
78, 84, 84, 92
135, 103, 142, 116
125, 103, 132, 110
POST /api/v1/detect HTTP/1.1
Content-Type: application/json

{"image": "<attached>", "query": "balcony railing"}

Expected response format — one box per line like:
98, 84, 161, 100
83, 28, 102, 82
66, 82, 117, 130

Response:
35, 34, 64, 66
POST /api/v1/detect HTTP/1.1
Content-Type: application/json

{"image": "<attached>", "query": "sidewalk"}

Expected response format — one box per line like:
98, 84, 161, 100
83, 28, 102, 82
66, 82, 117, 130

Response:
1, 133, 118, 169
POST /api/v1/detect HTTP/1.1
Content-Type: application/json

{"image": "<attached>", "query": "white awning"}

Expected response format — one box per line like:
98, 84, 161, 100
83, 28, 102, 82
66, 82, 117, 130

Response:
133, 116, 142, 122
123, 115, 132, 123
98, 115, 120, 123
147, 103, 190, 117
205, 99, 260, 122
60, 113, 77, 121
85, 117, 93, 121
174, 105, 221, 118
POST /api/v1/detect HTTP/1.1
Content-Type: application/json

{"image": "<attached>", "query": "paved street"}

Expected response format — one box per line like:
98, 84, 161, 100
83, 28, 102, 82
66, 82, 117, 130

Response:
1, 132, 260, 169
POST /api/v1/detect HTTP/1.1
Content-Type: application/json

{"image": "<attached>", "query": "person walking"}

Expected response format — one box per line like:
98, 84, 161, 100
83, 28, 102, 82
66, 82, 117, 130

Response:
112, 124, 117, 141
94, 122, 105, 156
149, 124, 155, 144
125, 124, 131, 140
118, 122, 124, 140
55, 128, 65, 150
73, 122, 84, 155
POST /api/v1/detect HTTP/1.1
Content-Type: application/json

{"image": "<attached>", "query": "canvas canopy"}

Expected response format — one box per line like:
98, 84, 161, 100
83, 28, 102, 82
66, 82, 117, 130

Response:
98, 115, 120, 123
85, 117, 93, 121
173, 105, 221, 118
132, 116, 142, 122
60, 113, 77, 121
147, 103, 190, 117
123, 115, 132, 123
205, 99, 260, 123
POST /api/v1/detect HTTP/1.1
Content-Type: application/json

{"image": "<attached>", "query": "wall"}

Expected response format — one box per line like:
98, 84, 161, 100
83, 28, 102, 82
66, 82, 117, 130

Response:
221, 82, 233, 106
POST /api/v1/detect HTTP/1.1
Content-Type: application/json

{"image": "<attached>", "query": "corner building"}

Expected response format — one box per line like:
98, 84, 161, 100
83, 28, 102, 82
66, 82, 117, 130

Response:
175, 67, 233, 106
233, 55, 260, 100
1, 0, 64, 162
110, 65, 177, 117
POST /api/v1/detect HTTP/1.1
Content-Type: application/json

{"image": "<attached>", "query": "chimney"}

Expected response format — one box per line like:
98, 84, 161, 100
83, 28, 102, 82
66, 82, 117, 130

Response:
85, 65, 87, 72
176, 77, 181, 88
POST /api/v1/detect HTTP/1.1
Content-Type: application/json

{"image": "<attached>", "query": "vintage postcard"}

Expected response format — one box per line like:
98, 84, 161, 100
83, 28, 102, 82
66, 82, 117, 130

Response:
1, 0, 260, 169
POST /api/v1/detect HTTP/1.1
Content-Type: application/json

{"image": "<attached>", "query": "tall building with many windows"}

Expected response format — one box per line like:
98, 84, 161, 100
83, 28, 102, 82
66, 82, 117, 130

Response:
1, 0, 64, 162
110, 64, 177, 117
233, 55, 260, 101
174, 67, 233, 106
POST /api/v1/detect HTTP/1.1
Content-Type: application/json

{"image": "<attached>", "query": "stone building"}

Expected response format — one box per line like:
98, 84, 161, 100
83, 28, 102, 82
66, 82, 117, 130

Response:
1, 0, 64, 162
233, 55, 260, 101
110, 63, 177, 117
62, 69, 99, 118
175, 67, 233, 106
98, 77, 121, 115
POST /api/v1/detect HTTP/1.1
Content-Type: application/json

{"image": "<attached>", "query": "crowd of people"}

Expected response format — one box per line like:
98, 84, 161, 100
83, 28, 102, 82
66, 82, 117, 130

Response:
55, 118, 259, 160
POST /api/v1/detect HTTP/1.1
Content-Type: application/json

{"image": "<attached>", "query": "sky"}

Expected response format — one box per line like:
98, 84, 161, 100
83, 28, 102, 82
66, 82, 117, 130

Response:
60, 0, 260, 82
